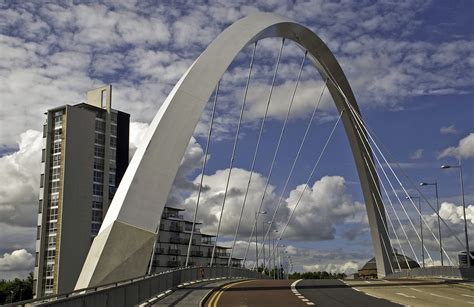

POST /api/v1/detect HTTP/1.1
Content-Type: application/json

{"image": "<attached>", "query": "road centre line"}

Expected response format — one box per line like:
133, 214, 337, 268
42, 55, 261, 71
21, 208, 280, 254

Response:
396, 292, 416, 298
463, 294, 474, 298
429, 293, 455, 300
207, 279, 254, 307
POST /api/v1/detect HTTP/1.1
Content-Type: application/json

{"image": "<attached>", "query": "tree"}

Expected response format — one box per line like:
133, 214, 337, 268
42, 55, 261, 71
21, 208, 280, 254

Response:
0, 272, 34, 304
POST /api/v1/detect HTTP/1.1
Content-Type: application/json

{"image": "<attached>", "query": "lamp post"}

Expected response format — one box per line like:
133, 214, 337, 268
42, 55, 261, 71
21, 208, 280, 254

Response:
273, 230, 279, 279
255, 211, 267, 270
407, 195, 424, 268
420, 181, 443, 266
442, 163, 470, 267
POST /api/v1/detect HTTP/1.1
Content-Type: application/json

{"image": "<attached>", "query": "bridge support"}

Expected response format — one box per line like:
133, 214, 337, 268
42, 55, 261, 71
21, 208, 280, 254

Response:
76, 13, 392, 290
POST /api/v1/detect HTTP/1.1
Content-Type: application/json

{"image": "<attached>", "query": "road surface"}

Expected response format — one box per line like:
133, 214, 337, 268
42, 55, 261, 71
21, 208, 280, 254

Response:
204, 279, 398, 306
345, 279, 474, 306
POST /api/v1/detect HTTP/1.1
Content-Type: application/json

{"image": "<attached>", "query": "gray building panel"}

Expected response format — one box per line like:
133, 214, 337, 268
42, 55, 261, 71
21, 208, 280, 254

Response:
57, 106, 96, 293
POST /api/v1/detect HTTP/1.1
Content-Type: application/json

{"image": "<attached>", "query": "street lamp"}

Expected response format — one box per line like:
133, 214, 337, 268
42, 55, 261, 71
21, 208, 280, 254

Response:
255, 211, 267, 270
420, 181, 443, 266
272, 230, 279, 279
407, 195, 424, 268
441, 163, 470, 267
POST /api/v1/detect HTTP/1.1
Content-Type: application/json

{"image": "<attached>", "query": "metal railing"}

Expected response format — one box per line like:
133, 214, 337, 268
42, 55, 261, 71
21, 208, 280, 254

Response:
10, 266, 266, 307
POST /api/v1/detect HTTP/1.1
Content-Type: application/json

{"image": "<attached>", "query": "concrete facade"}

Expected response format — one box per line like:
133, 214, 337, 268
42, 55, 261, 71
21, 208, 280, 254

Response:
34, 86, 130, 297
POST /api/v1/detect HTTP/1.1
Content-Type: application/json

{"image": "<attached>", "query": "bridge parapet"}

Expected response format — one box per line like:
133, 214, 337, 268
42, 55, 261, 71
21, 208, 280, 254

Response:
387, 266, 474, 280
10, 267, 266, 307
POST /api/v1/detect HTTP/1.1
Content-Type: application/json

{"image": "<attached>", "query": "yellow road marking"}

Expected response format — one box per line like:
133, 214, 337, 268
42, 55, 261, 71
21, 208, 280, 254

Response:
207, 279, 255, 307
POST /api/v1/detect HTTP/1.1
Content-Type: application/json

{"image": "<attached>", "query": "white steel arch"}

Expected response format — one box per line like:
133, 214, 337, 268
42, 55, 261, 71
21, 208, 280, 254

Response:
76, 13, 393, 289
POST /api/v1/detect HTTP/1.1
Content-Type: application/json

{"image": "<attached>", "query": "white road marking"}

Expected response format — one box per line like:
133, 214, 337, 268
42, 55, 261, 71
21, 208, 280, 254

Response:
429, 293, 455, 300
364, 281, 371, 283
463, 294, 474, 298
396, 292, 416, 298
302, 298, 309, 302
306, 303, 315, 306
409, 288, 424, 293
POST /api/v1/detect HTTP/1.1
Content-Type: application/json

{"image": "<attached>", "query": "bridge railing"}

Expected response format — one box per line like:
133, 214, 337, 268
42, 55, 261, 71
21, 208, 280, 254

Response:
9, 267, 266, 307
387, 266, 474, 280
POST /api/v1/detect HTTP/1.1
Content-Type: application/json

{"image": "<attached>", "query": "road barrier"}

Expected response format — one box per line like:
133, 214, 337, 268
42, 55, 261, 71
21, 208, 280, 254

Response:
9, 267, 266, 307
388, 266, 474, 280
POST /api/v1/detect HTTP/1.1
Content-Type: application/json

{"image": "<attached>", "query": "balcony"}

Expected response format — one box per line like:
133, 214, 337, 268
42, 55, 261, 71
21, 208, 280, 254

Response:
168, 249, 180, 255
169, 237, 182, 244
169, 225, 183, 232
167, 261, 180, 267
190, 250, 203, 257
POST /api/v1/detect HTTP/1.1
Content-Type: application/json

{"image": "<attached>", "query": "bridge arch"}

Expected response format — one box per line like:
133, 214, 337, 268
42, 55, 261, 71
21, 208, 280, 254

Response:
76, 12, 392, 289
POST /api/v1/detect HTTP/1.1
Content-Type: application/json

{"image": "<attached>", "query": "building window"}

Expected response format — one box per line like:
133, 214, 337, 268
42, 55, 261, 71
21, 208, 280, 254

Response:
50, 168, 60, 181
93, 158, 104, 170
93, 170, 103, 183
37, 226, 41, 240
43, 124, 47, 138
38, 199, 43, 213
53, 129, 62, 141
110, 136, 117, 148
50, 155, 61, 167
35, 252, 39, 266
49, 195, 59, 208
48, 208, 58, 221
41, 149, 46, 162
92, 210, 102, 223
94, 146, 105, 158
52, 142, 61, 154
93, 184, 103, 196
91, 223, 101, 234
49, 181, 59, 193
40, 174, 45, 188
92, 200, 102, 209
111, 124, 117, 136
95, 133, 105, 145
109, 175, 115, 186
47, 236, 56, 248
111, 112, 117, 123
46, 221, 57, 233
110, 148, 116, 160
95, 120, 106, 133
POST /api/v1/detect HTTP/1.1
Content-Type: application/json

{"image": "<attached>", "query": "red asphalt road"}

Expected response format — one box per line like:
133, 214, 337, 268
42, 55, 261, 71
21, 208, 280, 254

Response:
207, 279, 309, 307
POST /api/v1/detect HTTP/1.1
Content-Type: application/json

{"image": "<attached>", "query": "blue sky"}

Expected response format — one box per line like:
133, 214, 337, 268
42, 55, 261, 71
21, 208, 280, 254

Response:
0, 0, 473, 278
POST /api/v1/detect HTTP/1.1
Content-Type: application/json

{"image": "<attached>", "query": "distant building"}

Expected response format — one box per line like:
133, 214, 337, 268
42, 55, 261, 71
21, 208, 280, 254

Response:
355, 253, 420, 279
34, 85, 130, 297
150, 206, 242, 272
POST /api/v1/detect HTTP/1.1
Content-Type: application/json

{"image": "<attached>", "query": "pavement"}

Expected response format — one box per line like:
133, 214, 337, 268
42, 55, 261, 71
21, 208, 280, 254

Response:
345, 278, 474, 306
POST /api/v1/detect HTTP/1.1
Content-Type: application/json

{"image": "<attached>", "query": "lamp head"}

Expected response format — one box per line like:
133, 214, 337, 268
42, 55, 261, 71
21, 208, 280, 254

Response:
441, 165, 451, 169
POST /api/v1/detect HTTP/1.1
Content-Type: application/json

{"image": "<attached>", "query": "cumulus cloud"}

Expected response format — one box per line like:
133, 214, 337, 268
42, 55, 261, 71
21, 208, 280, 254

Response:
0, 249, 34, 272
438, 133, 474, 159
184, 168, 286, 238
0, 130, 42, 228
438, 202, 474, 224
440, 124, 458, 135
285, 176, 366, 241
0, 249, 35, 280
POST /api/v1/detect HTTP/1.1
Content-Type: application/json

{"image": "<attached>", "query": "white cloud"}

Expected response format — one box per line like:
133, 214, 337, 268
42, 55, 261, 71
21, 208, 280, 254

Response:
183, 167, 285, 237
440, 124, 458, 135
438, 202, 474, 224
285, 176, 366, 241
129, 121, 150, 158
0, 130, 42, 228
0, 249, 34, 272
410, 148, 423, 160
439, 133, 474, 159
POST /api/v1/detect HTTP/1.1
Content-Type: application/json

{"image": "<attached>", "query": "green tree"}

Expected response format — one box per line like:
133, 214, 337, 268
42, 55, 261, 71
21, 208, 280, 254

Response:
0, 272, 34, 304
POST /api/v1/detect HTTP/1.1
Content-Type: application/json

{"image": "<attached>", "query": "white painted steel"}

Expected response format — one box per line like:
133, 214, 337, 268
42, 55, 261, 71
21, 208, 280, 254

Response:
77, 12, 394, 289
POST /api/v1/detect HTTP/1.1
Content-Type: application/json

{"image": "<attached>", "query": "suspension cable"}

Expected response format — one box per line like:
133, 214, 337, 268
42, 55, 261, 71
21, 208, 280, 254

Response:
345, 101, 454, 265
345, 104, 422, 265
350, 107, 469, 259
226, 42, 258, 266
214, 38, 285, 266
185, 82, 220, 267
243, 50, 307, 266
263, 110, 343, 269
260, 78, 328, 268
